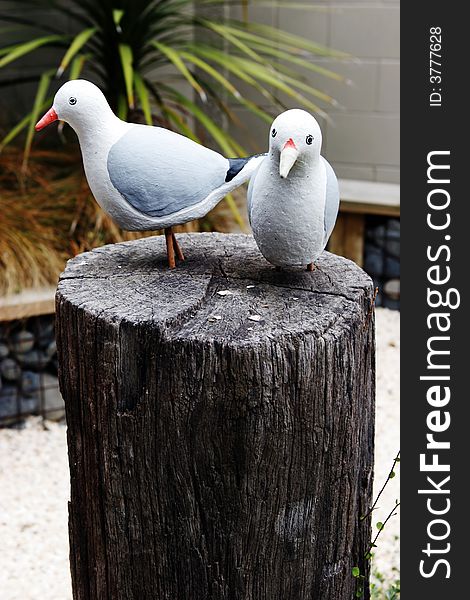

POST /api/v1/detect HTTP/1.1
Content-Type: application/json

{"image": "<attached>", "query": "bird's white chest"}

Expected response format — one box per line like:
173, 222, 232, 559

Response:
78, 123, 159, 230
250, 159, 327, 267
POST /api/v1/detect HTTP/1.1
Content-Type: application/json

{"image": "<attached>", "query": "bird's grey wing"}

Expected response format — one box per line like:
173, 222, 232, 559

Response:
107, 126, 229, 218
321, 156, 340, 246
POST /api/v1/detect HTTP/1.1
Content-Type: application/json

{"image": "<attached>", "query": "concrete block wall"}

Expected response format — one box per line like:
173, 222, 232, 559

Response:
228, 1, 400, 184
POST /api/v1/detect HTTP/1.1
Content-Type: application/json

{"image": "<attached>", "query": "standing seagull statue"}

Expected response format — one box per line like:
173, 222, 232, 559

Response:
35, 79, 264, 268
247, 109, 340, 271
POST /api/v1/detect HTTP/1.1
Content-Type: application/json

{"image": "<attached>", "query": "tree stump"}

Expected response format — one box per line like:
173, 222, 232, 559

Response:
56, 233, 376, 600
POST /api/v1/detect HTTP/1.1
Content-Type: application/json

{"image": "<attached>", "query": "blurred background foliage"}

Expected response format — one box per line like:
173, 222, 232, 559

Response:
0, 0, 345, 294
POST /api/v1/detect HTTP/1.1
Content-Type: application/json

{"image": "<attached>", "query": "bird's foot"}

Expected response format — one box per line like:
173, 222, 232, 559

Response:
307, 263, 315, 272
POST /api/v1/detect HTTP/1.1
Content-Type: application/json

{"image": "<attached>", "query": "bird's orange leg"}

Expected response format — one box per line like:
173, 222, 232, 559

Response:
172, 232, 185, 261
165, 227, 176, 269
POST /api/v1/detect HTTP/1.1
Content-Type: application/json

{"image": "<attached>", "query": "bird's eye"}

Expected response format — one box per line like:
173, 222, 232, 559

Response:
69, 97, 77, 106
271, 129, 277, 138
306, 135, 314, 145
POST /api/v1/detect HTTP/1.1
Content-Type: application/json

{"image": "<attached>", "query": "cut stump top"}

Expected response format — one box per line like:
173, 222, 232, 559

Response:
57, 233, 374, 345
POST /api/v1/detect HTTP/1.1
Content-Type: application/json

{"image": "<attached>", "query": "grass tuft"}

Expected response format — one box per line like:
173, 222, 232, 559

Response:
0, 146, 197, 296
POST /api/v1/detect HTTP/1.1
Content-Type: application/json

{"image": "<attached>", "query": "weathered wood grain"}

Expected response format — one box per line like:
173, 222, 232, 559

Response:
56, 233, 376, 600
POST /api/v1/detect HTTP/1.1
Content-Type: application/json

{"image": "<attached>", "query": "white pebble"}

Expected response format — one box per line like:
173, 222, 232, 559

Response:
208, 315, 222, 323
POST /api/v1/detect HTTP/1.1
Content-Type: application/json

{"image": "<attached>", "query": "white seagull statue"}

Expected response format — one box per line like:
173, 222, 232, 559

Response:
35, 79, 265, 268
247, 109, 340, 271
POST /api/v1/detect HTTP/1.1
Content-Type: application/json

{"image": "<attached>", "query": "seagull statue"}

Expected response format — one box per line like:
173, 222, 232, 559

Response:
35, 79, 265, 268
247, 109, 340, 271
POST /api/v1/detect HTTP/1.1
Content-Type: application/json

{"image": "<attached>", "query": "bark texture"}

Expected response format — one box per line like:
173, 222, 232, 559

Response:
56, 233, 376, 600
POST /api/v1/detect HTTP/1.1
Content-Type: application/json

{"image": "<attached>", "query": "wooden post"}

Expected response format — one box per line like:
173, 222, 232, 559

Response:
56, 233, 376, 600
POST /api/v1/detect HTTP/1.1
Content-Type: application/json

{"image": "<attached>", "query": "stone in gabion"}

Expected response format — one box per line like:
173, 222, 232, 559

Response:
0, 386, 17, 418
364, 243, 384, 277
367, 219, 400, 259
36, 318, 55, 349
383, 296, 400, 310
42, 373, 65, 420
9, 330, 35, 355
16, 350, 50, 370
0, 386, 39, 419
384, 278, 400, 300
20, 395, 39, 414
0, 315, 61, 423
366, 224, 383, 240
46, 340, 57, 359
385, 256, 400, 279
385, 239, 400, 259
1, 357, 22, 381
0, 385, 17, 400
21, 371, 41, 396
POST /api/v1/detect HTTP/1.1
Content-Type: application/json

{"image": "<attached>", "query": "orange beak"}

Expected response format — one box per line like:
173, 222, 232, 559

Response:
283, 138, 298, 151
35, 107, 58, 131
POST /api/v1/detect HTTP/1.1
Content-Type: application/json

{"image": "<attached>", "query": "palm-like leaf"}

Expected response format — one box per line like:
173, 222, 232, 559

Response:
118, 43, 135, 108
153, 40, 207, 103
0, 34, 65, 68
56, 27, 96, 77
134, 72, 152, 125
22, 69, 55, 170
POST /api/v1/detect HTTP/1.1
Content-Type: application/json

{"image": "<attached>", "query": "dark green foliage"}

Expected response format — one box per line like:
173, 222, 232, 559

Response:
0, 0, 346, 160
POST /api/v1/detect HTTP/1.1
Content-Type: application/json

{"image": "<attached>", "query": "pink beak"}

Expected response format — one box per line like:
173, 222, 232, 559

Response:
35, 107, 58, 131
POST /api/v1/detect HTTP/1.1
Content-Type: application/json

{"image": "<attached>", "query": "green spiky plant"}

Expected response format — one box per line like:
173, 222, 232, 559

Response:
0, 0, 346, 165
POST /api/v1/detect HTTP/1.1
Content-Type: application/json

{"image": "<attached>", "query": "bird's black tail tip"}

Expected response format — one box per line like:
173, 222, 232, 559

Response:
225, 153, 266, 183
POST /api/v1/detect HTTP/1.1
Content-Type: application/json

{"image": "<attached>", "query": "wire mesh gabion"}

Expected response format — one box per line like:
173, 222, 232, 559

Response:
364, 216, 400, 310
0, 314, 64, 426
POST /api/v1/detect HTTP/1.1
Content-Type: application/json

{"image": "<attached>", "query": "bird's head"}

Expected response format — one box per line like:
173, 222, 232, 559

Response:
269, 109, 322, 179
35, 79, 113, 132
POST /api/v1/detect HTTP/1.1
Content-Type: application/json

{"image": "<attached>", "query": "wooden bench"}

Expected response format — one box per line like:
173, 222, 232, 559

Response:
0, 286, 56, 322
329, 179, 400, 267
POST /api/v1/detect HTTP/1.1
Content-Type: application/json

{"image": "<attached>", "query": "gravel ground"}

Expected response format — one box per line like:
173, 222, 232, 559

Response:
0, 307, 399, 599
372, 308, 400, 583
0, 418, 71, 600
